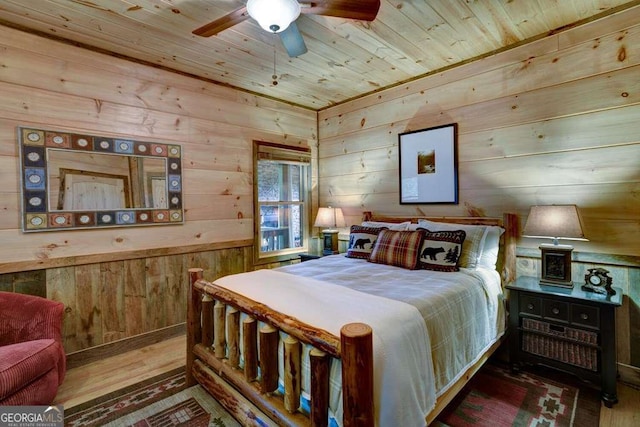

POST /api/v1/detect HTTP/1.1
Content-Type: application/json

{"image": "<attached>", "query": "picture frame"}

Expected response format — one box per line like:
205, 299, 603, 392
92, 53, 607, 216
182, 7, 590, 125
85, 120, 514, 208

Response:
539, 244, 574, 287
18, 126, 184, 232
398, 123, 458, 204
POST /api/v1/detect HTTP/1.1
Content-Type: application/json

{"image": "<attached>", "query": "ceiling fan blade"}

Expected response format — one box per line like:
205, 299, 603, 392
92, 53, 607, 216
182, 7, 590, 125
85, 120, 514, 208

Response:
193, 6, 249, 37
279, 22, 308, 58
301, 0, 381, 21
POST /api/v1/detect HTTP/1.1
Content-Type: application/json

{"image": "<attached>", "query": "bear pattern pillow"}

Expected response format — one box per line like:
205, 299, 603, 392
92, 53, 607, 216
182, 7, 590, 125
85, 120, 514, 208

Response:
417, 219, 486, 269
346, 225, 386, 259
417, 228, 466, 272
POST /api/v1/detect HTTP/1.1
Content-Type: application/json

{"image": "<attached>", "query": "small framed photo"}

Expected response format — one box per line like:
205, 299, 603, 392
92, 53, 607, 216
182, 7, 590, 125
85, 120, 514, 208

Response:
540, 245, 573, 287
398, 123, 458, 204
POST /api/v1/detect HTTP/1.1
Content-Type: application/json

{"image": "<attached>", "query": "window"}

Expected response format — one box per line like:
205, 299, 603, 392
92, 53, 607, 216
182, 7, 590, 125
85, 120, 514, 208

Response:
254, 141, 311, 263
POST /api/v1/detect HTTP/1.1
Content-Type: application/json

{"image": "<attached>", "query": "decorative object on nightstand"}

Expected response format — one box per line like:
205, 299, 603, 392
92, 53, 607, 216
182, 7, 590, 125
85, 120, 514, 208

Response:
583, 267, 615, 295
314, 206, 346, 255
522, 205, 588, 287
507, 276, 622, 407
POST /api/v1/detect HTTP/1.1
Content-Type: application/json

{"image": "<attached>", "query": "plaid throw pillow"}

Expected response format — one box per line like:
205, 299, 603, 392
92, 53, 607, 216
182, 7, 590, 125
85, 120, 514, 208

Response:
368, 230, 425, 270
346, 225, 387, 259
417, 228, 466, 272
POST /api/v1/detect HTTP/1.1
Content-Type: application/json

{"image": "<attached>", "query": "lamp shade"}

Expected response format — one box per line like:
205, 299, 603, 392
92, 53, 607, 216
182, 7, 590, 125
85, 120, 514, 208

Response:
247, 0, 301, 33
314, 207, 346, 230
522, 205, 588, 242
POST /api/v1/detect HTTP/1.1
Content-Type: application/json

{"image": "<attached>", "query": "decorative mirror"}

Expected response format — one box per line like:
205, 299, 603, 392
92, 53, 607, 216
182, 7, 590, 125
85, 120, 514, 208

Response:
18, 126, 183, 232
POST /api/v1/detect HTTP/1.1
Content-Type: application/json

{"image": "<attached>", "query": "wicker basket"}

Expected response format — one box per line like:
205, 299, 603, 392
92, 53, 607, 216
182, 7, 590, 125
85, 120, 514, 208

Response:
522, 318, 598, 371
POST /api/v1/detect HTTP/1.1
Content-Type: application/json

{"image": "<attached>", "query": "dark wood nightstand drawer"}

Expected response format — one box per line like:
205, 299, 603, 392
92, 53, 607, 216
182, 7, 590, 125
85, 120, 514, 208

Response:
571, 304, 600, 329
519, 295, 542, 316
506, 276, 623, 408
542, 299, 569, 322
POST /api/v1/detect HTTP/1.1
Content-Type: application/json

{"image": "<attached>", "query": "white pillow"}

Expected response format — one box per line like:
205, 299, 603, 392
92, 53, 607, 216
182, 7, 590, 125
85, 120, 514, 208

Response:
417, 219, 488, 269
477, 226, 505, 270
361, 221, 410, 231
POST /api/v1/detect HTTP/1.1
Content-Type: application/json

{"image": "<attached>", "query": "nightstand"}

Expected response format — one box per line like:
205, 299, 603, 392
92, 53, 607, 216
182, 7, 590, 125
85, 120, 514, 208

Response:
299, 254, 322, 262
506, 276, 622, 407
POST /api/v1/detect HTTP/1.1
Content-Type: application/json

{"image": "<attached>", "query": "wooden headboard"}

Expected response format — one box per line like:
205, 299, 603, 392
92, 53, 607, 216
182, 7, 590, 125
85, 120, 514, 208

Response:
362, 211, 517, 286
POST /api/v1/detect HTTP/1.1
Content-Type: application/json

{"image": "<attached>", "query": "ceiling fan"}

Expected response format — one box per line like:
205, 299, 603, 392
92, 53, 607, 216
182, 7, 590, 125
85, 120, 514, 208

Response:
193, 0, 381, 58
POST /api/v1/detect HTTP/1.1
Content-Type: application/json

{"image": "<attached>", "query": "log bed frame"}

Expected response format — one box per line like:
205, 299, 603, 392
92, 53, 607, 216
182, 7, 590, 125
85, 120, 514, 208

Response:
187, 212, 517, 426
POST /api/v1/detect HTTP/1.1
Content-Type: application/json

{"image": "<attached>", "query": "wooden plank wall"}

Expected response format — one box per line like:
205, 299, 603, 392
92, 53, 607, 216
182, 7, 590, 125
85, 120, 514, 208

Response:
0, 243, 252, 355
0, 24, 317, 273
318, 6, 640, 257
53, 245, 253, 354
318, 7, 640, 377
0, 24, 316, 355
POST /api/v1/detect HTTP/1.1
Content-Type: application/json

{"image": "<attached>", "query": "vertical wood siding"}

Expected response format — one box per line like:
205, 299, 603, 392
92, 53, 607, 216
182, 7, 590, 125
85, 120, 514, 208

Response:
0, 245, 252, 354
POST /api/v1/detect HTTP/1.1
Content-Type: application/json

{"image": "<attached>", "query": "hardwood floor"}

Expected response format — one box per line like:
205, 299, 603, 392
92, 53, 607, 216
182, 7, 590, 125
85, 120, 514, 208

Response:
600, 383, 640, 427
55, 334, 640, 426
54, 334, 185, 410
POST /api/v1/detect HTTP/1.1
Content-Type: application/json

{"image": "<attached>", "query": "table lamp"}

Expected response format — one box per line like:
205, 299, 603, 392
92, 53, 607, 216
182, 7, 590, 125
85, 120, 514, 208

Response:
314, 207, 345, 255
522, 205, 588, 287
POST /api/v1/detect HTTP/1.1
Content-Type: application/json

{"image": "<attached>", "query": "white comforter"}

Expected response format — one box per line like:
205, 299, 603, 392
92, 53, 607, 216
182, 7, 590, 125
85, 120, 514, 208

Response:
214, 254, 506, 427
279, 255, 506, 395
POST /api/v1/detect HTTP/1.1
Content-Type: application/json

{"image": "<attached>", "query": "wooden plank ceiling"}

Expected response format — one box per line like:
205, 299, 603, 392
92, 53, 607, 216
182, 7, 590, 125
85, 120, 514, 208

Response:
0, 0, 636, 110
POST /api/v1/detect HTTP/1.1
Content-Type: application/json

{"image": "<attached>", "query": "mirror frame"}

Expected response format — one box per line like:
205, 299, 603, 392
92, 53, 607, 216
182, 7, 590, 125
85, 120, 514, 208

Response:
18, 126, 184, 232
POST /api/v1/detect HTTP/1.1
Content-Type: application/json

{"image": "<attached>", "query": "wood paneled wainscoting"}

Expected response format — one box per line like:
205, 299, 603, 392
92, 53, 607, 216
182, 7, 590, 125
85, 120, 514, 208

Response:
0, 240, 254, 368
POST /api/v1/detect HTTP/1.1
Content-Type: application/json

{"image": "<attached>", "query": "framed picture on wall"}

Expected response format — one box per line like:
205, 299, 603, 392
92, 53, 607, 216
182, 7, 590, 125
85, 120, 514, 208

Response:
398, 123, 458, 204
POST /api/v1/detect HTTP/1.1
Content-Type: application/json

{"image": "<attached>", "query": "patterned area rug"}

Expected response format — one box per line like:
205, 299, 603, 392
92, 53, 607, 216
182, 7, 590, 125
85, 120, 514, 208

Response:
63, 368, 238, 427
131, 397, 209, 427
64, 363, 599, 427
103, 386, 239, 427
434, 363, 601, 427
64, 368, 188, 426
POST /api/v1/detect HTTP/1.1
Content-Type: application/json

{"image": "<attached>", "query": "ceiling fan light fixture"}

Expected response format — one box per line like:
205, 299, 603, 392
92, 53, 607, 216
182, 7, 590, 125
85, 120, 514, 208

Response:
247, 0, 301, 33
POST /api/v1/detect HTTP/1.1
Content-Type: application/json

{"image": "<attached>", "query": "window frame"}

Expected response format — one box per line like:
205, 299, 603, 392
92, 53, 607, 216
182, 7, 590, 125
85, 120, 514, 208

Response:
253, 141, 311, 265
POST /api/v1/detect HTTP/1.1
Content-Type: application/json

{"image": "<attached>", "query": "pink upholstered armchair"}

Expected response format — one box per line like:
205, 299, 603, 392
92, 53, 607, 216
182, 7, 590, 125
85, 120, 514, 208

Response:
0, 292, 66, 405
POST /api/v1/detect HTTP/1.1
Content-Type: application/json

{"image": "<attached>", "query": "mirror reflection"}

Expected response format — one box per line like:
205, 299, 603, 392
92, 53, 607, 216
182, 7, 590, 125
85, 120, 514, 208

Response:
18, 126, 183, 232
47, 150, 168, 211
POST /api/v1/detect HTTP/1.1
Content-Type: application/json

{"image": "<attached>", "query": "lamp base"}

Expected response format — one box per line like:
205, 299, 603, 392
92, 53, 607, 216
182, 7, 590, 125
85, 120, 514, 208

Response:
322, 230, 339, 256
539, 244, 573, 288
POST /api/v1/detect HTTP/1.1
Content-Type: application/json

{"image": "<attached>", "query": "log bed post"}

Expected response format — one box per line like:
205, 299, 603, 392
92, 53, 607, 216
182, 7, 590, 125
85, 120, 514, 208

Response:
283, 336, 301, 413
310, 349, 330, 427
187, 268, 204, 387
501, 212, 517, 285
243, 317, 258, 381
227, 308, 241, 368
341, 323, 374, 427
260, 324, 279, 393
214, 300, 226, 358
202, 295, 214, 348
